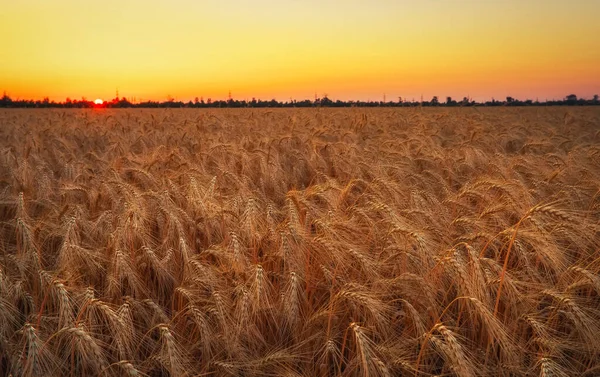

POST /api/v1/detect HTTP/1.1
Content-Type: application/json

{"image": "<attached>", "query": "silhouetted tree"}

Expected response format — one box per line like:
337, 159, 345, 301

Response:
566, 94, 577, 102
114, 97, 132, 108
320, 94, 333, 106
2, 91, 599, 108
0, 92, 12, 107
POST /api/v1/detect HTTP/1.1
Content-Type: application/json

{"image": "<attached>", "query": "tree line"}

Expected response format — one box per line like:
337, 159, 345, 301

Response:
1, 92, 598, 108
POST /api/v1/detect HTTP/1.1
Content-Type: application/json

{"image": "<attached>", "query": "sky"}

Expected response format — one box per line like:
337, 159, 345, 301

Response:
1, 0, 599, 102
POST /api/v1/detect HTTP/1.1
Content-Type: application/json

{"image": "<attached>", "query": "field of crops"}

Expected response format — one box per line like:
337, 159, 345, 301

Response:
0, 107, 599, 376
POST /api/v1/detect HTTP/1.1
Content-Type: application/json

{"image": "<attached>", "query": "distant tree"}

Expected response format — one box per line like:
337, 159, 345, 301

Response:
3, 92, 593, 108
487, 98, 500, 106
321, 94, 333, 106
566, 94, 577, 102
565, 94, 579, 105
296, 99, 312, 107
0, 91, 12, 107
115, 97, 132, 108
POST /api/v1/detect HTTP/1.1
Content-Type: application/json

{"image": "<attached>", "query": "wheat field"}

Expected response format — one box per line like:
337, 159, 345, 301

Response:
0, 107, 599, 376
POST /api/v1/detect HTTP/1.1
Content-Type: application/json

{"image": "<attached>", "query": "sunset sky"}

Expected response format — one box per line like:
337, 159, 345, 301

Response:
1, 0, 599, 102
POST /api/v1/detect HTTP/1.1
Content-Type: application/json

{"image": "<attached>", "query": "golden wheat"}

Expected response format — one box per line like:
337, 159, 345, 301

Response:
0, 107, 598, 376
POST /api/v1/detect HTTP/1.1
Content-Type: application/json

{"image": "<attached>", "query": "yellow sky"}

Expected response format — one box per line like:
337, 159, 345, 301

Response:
1, 0, 599, 102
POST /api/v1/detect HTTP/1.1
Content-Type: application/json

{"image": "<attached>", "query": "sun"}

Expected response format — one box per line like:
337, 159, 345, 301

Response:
94, 98, 103, 105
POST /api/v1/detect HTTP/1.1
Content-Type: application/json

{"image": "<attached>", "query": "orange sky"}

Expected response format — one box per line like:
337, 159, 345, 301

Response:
1, 0, 599, 102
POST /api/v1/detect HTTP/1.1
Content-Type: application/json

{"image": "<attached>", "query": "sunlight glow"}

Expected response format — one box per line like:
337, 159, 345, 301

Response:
0, 0, 598, 101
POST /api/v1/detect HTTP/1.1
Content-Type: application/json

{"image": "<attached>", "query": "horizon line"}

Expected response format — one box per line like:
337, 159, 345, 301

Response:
2, 91, 599, 104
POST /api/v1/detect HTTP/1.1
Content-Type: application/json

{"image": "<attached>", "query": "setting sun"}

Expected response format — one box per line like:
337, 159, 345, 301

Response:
94, 99, 103, 105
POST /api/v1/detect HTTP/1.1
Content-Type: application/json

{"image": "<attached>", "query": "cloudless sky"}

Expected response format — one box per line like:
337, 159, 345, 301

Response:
1, 0, 599, 102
